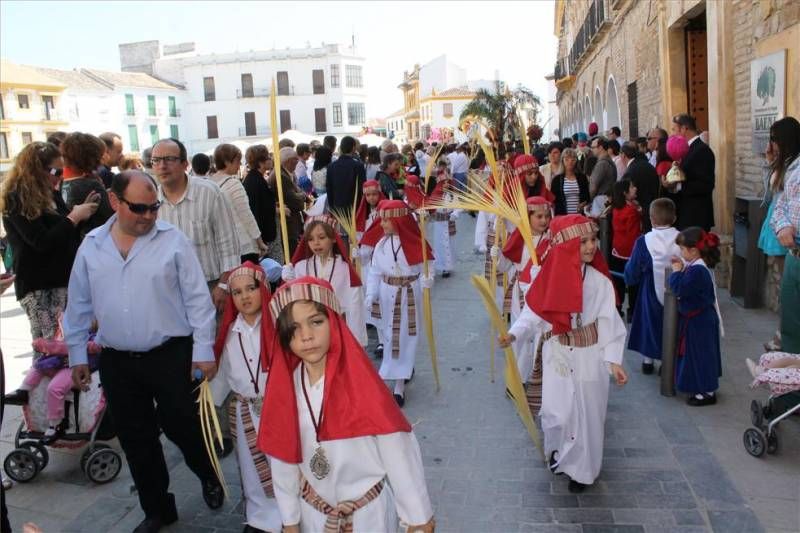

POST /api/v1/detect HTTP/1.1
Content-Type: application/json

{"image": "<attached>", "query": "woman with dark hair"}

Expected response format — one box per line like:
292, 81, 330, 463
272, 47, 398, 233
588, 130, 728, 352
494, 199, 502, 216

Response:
375, 153, 404, 200
655, 136, 673, 181
60, 132, 113, 236
767, 116, 800, 353
243, 144, 277, 260
365, 146, 381, 180
0, 142, 97, 342
310, 146, 332, 195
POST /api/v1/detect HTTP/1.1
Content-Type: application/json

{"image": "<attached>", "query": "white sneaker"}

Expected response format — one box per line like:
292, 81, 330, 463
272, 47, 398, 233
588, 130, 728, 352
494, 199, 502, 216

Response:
745, 358, 763, 379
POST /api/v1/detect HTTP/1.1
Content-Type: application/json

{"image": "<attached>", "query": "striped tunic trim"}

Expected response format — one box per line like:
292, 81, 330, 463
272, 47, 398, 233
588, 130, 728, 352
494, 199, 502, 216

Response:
383, 275, 419, 358
300, 475, 384, 533
270, 282, 342, 322
228, 397, 275, 498
542, 320, 599, 347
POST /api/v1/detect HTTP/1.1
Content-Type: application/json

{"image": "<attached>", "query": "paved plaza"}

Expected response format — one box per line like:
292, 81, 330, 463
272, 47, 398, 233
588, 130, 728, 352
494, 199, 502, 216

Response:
1, 216, 798, 532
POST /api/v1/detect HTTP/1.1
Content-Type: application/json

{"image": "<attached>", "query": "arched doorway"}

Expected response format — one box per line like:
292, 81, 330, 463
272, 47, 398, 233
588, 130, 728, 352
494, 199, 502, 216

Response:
606, 77, 621, 135
584, 95, 592, 132
594, 88, 603, 130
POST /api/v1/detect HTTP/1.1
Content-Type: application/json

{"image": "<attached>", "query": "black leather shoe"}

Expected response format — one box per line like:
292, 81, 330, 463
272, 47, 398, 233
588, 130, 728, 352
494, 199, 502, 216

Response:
202, 478, 224, 509
405, 368, 415, 384
548, 451, 559, 474
242, 525, 269, 533
373, 343, 384, 358
133, 518, 165, 533
642, 362, 654, 375
442, 271, 451, 278
393, 394, 405, 408
568, 479, 589, 493
687, 393, 717, 407
4, 389, 29, 405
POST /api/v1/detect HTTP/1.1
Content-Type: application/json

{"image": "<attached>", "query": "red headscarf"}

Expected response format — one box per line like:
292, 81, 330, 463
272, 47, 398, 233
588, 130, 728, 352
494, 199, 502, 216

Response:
355, 180, 386, 232
258, 277, 411, 463
359, 199, 433, 265
213, 262, 275, 369
291, 215, 361, 286
588, 122, 599, 136
404, 175, 426, 209
428, 170, 453, 203
526, 215, 614, 334
502, 196, 553, 265
514, 154, 556, 204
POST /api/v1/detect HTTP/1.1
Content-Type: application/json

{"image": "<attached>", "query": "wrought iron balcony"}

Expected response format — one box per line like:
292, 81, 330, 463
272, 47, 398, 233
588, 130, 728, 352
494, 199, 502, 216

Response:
556, 0, 611, 80
238, 126, 270, 137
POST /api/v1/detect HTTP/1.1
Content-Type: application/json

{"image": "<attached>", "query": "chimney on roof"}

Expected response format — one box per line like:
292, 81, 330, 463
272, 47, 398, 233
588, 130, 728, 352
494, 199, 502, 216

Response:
119, 40, 161, 75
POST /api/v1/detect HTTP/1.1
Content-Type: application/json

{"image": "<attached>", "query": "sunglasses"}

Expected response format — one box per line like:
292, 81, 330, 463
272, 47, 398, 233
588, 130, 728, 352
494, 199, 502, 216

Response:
150, 156, 182, 165
121, 198, 162, 214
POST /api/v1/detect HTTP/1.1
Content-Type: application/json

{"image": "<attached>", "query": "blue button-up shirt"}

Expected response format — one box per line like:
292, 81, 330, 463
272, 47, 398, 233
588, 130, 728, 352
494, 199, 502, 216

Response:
64, 214, 216, 367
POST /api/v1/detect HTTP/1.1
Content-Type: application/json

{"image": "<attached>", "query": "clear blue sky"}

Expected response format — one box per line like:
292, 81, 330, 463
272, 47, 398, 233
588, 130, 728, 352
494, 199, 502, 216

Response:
1, 0, 557, 117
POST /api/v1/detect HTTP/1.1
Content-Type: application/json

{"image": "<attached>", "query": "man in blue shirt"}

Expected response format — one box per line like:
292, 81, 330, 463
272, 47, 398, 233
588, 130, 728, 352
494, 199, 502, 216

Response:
63, 171, 223, 533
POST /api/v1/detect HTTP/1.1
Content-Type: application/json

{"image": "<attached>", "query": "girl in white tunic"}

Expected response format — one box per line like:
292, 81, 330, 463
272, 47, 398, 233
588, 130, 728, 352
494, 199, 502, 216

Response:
282, 215, 367, 347
360, 200, 435, 407
428, 160, 460, 277
356, 180, 387, 354
501, 215, 628, 493
211, 262, 283, 532
259, 277, 435, 533
491, 196, 553, 411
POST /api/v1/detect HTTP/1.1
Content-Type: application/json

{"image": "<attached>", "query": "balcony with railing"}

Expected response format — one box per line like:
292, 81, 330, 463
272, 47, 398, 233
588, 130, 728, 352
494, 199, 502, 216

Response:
554, 0, 611, 88
236, 87, 272, 98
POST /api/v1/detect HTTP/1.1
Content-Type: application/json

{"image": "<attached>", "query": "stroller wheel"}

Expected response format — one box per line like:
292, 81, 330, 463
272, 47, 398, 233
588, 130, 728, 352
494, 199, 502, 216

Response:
80, 443, 111, 473
750, 400, 764, 428
20, 442, 49, 471
766, 430, 779, 455
743, 427, 767, 457
84, 447, 122, 484
4, 449, 40, 482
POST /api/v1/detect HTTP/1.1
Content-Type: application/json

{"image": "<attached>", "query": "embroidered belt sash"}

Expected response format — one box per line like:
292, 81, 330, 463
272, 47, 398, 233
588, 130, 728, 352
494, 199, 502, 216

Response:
383, 275, 419, 358
542, 321, 599, 348
525, 335, 546, 418
228, 397, 274, 498
300, 475, 384, 533
502, 272, 520, 316
484, 227, 504, 287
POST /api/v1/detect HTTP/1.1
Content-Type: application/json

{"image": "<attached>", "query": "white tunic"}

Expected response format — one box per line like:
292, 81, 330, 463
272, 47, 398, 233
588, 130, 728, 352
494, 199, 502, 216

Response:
508, 266, 626, 484
366, 236, 423, 381
295, 256, 368, 346
359, 211, 385, 341
269, 366, 433, 532
211, 315, 282, 532
431, 208, 459, 273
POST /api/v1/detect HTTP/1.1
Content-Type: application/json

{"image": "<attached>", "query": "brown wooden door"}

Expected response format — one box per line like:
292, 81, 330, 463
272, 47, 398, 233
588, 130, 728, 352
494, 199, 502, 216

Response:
314, 108, 327, 133
312, 70, 325, 94
280, 110, 291, 133
686, 28, 708, 132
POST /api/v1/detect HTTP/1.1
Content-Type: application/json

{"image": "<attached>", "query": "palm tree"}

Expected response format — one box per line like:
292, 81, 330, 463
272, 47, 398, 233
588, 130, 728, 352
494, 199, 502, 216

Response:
460, 82, 542, 148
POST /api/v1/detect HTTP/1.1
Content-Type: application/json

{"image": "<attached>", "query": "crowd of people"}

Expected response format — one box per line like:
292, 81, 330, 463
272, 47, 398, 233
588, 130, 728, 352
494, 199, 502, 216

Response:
0, 110, 797, 532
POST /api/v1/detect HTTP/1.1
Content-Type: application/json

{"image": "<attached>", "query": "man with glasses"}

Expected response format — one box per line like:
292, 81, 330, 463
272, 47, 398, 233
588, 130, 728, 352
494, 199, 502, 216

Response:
151, 138, 239, 311
646, 128, 667, 167
64, 171, 224, 533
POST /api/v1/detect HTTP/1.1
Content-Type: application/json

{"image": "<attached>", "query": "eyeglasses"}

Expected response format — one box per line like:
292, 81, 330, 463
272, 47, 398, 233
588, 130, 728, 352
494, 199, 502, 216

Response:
647, 137, 660, 141
120, 198, 162, 214
150, 156, 182, 165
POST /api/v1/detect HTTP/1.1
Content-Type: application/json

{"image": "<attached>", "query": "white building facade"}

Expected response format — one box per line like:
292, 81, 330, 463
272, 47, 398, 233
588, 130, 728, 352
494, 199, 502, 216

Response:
120, 41, 368, 154
32, 67, 186, 154
386, 108, 407, 145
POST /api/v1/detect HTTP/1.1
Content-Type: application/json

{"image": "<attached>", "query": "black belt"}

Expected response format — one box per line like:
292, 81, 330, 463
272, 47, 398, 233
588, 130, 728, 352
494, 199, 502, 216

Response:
104, 335, 191, 359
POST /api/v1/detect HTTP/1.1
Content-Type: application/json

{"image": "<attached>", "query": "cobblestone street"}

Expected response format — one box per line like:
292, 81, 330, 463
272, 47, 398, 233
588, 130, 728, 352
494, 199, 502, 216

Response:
2, 216, 799, 532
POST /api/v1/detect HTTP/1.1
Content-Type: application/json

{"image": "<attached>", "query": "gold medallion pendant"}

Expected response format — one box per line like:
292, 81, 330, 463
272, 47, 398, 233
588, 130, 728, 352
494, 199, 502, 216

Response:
310, 446, 330, 480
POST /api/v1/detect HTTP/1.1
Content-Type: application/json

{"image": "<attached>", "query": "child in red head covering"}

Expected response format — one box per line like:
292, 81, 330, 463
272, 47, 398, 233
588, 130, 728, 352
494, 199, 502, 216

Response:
500, 215, 628, 493
514, 154, 556, 204
359, 200, 434, 406
259, 277, 435, 533
282, 215, 367, 347
490, 196, 553, 409
210, 262, 283, 532
356, 180, 388, 353
428, 157, 461, 277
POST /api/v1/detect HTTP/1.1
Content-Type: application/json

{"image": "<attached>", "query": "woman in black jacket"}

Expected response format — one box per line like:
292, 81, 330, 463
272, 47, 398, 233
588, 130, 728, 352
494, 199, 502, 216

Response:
550, 148, 590, 215
60, 132, 113, 238
0, 142, 97, 342
243, 144, 277, 259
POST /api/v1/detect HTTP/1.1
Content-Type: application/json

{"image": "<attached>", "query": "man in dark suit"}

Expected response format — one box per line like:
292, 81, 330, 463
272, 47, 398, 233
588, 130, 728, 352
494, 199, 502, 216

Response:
325, 135, 366, 212
621, 142, 660, 232
668, 114, 715, 230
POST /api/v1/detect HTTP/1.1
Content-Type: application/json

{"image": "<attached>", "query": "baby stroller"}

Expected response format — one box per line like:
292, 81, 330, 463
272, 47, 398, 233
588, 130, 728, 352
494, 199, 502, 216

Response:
4, 339, 122, 484
742, 352, 800, 458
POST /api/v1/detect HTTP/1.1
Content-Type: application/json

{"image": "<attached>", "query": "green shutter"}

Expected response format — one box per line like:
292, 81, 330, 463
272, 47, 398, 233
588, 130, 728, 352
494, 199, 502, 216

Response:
170, 125, 179, 139
168, 96, 177, 117
128, 125, 139, 151
150, 125, 159, 145
148, 95, 156, 116
125, 94, 135, 116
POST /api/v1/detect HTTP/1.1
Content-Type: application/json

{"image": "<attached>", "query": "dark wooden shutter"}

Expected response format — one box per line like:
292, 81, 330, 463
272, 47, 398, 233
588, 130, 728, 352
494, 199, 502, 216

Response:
279, 110, 291, 133
314, 108, 327, 132
627, 81, 638, 138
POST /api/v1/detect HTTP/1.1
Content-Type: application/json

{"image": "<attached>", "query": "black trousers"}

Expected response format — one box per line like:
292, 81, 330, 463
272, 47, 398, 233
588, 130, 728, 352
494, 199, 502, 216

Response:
99, 336, 216, 519
609, 255, 638, 317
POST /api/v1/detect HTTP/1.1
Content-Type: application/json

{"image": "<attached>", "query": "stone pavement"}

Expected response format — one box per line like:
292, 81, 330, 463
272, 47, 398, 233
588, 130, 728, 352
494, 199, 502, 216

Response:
1, 215, 798, 533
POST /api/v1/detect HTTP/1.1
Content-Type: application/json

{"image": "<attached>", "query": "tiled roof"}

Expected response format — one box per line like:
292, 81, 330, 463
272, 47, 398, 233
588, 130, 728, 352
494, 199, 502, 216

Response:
0, 60, 67, 89
31, 67, 110, 91
436, 87, 475, 98
81, 69, 181, 90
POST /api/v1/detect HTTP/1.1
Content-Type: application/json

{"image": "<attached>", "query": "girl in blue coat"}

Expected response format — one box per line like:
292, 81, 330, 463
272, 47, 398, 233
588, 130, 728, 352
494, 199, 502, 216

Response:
669, 227, 724, 406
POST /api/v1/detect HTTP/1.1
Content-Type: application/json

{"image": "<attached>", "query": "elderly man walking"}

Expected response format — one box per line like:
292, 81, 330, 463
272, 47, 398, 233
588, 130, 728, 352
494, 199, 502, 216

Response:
64, 171, 224, 533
